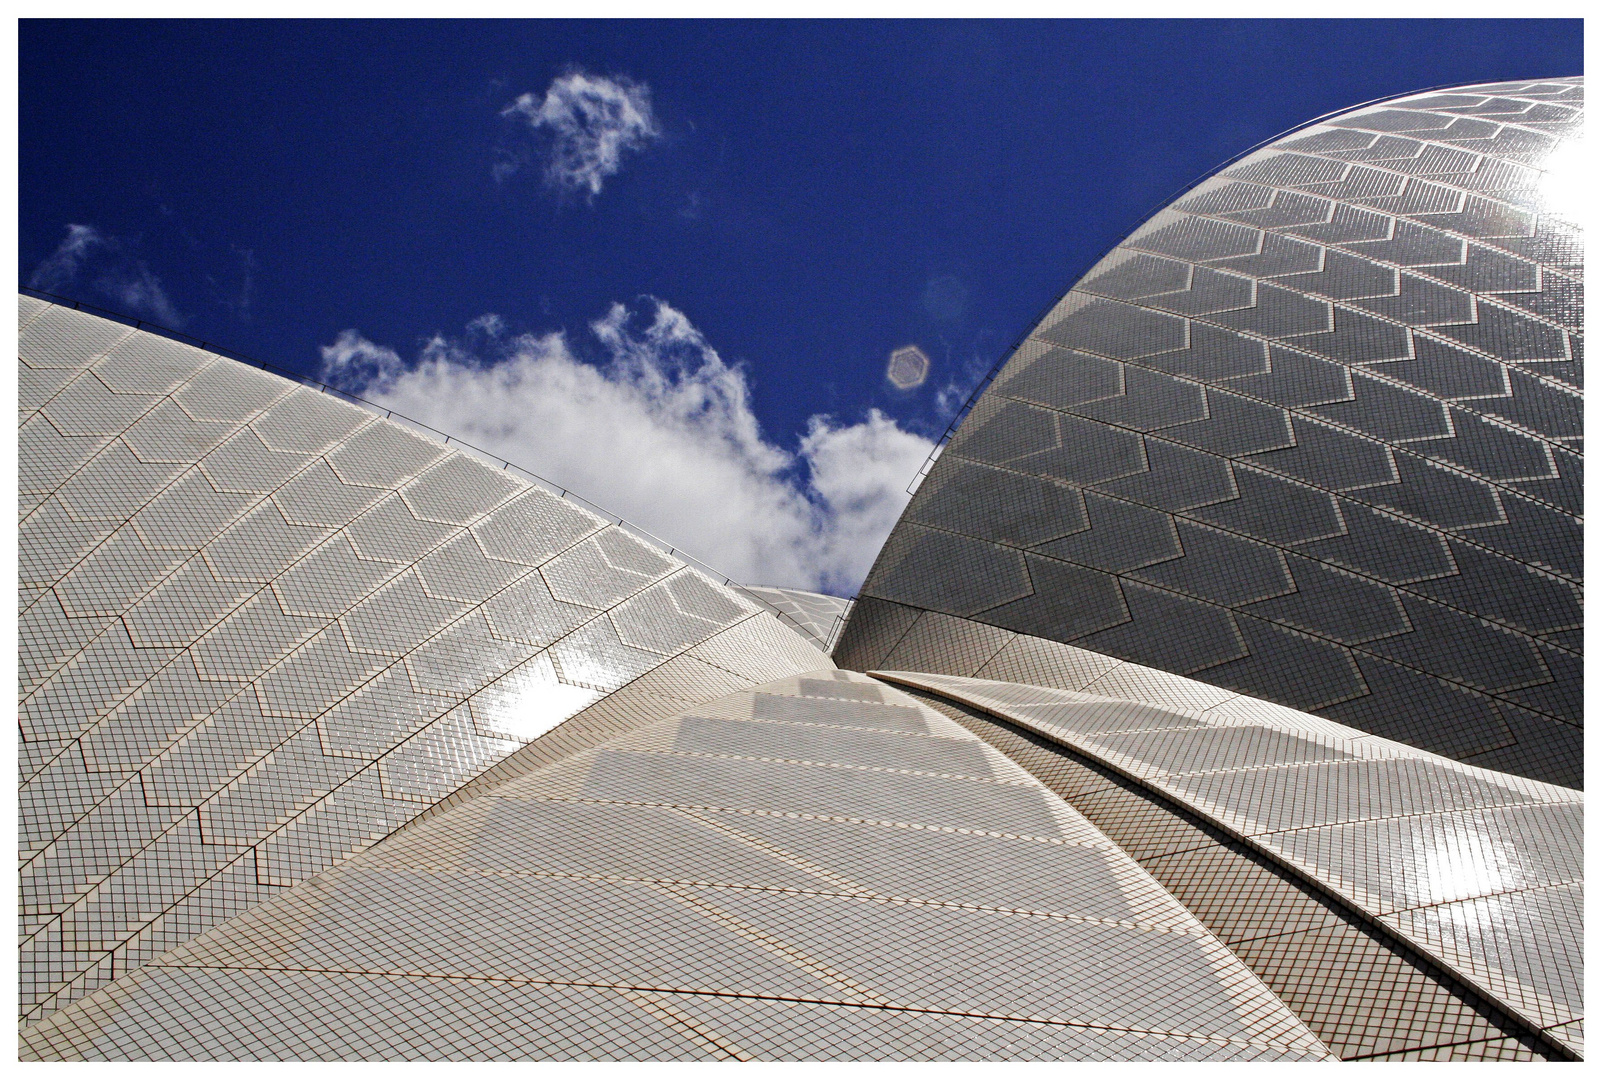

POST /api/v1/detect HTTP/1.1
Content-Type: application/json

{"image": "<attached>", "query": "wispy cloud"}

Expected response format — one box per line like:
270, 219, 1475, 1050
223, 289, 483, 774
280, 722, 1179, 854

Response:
934, 348, 998, 422
499, 69, 660, 199
227, 245, 257, 319
320, 300, 933, 594
28, 223, 183, 327
28, 223, 102, 292
111, 265, 183, 327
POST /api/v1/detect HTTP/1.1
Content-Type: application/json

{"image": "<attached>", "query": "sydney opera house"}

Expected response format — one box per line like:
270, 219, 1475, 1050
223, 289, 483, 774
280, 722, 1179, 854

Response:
17, 77, 1584, 1060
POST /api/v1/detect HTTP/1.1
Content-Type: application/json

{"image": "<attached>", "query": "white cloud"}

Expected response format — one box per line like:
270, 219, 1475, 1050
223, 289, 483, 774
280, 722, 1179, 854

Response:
934, 351, 996, 421
500, 70, 660, 198
28, 223, 183, 327
29, 223, 102, 292
800, 411, 934, 587
110, 264, 183, 327
321, 300, 933, 595
321, 328, 407, 387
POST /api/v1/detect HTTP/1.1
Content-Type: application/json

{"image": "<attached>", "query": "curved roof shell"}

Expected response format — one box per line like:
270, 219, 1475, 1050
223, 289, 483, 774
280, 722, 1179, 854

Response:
22, 670, 1330, 1061
877, 669, 1582, 1057
17, 76, 1586, 1063
17, 297, 830, 1024
837, 77, 1584, 789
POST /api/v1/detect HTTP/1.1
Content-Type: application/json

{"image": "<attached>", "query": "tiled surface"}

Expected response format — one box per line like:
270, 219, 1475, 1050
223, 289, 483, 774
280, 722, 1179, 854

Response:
743, 586, 852, 651
837, 79, 1584, 788
877, 669, 1582, 1058
17, 298, 831, 1026
18, 76, 1585, 1062
897, 684, 1558, 1060
20, 670, 1330, 1061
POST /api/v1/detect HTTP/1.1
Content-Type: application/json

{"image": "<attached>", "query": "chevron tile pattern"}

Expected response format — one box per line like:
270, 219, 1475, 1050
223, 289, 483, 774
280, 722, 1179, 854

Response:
17, 298, 831, 1026
21, 671, 1330, 1062
842, 79, 1583, 788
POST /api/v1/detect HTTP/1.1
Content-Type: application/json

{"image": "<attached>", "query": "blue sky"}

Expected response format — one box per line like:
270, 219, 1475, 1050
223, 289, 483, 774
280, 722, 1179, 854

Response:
19, 19, 1583, 592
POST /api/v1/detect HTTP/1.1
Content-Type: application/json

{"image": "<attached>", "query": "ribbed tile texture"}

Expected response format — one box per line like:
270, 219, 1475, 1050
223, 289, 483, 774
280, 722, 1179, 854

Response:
875, 669, 1582, 1058
17, 297, 830, 1025
838, 78, 1584, 788
19, 670, 1330, 1061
